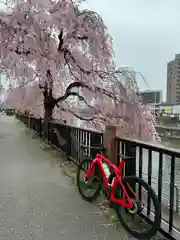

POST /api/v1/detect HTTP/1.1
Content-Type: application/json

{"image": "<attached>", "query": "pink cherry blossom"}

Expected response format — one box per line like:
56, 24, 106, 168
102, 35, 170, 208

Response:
2, 0, 159, 142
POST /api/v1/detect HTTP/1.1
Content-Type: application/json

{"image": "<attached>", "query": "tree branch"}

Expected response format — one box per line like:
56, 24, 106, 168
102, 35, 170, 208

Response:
13, 47, 31, 56
64, 48, 91, 75
63, 47, 114, 81
57, 105, 122, 124
39, 84, 44, 89
57, 29, 64, 52
56, 91, 97, 113
57, 106, 96, 121
75, 36, 88, 40
55, 81, 92, 105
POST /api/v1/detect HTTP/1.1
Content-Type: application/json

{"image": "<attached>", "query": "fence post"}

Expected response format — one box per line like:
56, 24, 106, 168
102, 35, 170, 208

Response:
28, 115, 30, 128
123, 141, 136, 177
104, 124, 136, 181
121, 140, 136, 193
66, 126, 71, 157
175, 185, 179, 213
47, 121, 50, 142
90, 132, 102, 159
103, 125, 117, 165
39, 117, 42, 137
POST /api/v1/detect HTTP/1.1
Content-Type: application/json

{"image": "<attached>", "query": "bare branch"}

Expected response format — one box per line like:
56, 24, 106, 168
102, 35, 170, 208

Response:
57, 105, 123, 124
64, 48, 91, 75
75, 36, 88, 40
55, 81, 92, 104
58, 106, 95, 121
57, 29, 64, 52
11, 47, 31, 56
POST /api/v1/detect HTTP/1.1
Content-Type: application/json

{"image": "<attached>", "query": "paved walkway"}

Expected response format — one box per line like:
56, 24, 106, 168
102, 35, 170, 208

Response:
0, 115, 124, 240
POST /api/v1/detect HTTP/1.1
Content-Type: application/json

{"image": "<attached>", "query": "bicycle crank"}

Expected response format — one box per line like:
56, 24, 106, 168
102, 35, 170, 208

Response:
128, 199, 144, 215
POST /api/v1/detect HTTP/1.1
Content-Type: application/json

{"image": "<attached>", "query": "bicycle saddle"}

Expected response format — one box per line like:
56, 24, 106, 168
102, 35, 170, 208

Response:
118, 153, 134, 160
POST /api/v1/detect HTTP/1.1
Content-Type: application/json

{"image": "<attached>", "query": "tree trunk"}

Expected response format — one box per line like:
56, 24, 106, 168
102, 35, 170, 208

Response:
42, 70, 56, 139
43, 104, 54, 140
44, 104, 53, 120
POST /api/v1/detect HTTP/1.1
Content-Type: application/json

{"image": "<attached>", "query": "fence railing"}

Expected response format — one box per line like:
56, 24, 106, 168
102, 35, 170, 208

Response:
17, 113, 180, 240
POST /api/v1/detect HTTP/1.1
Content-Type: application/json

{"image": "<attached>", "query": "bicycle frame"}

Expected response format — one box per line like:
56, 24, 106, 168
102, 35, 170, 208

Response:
85, 153, 137, 209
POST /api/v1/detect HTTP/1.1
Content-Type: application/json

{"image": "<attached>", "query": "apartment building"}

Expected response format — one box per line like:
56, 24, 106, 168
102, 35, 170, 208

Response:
166, 54, 180, 104
140, 90, 162, 104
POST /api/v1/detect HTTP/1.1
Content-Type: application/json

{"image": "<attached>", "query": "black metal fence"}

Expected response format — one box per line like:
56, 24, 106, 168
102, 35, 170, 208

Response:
18, 113, 103, 165
5, 108, 15, 116
17, 113, 180, 240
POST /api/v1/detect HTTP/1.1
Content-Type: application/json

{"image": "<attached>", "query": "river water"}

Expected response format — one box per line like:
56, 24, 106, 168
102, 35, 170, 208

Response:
136, 141, 180, 216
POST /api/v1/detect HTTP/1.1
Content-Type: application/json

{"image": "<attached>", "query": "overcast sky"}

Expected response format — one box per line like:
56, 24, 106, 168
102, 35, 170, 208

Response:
82, 0, 180, 100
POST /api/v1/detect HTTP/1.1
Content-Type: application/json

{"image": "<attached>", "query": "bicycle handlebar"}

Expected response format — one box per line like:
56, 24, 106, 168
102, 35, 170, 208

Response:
80, 144, 133, 160
80, 143, 106, 152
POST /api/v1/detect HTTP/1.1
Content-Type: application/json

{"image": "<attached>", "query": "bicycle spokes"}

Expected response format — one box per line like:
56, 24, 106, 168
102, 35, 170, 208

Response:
117, 179, 156, 234
78, 161, 101, 197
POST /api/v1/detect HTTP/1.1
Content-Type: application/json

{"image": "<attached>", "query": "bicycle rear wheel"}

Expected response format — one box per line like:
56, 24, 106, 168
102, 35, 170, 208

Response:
77, 158, 102, 202
115, 176, 161, 239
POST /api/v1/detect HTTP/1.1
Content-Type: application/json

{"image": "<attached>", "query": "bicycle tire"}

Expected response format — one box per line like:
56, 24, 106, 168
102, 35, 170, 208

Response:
77, 158, 102, 202
115, 176, 161, 239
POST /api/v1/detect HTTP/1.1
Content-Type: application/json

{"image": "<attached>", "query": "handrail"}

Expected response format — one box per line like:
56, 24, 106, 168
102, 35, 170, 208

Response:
117, 136, 180, 157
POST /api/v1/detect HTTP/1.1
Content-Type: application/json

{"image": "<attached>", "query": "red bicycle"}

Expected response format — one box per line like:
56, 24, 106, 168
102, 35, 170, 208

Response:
77, 145, 161, 239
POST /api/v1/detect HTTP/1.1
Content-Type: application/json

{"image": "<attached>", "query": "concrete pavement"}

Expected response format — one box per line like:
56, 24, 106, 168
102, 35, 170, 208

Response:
0, 115, 124, 240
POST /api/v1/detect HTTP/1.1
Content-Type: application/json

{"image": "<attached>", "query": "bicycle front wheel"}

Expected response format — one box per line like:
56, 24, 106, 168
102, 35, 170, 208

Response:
77, 158, 102, 202
115, 176, 161, 239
